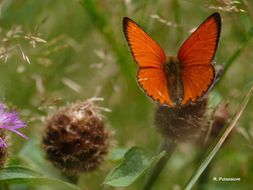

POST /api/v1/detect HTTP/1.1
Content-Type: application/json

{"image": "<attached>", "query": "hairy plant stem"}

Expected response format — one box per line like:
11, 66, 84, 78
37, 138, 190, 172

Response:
142, 138, 176, 190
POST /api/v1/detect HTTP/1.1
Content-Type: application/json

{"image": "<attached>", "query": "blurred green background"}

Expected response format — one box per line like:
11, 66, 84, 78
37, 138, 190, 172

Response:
0, 0, 252, 189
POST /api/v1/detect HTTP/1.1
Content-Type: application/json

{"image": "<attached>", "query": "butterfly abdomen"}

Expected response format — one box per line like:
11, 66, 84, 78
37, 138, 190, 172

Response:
163, 57, 184, 106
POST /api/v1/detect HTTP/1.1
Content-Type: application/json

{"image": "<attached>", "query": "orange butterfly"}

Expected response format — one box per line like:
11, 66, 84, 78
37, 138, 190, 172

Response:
123, 13, 221, 107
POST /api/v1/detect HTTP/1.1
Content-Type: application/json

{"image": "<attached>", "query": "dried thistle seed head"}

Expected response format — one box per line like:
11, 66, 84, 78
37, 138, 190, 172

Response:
202, 103, 230, 146
155, 99, 210, 143
42, 100, 109, 174
0, 130, 8, 167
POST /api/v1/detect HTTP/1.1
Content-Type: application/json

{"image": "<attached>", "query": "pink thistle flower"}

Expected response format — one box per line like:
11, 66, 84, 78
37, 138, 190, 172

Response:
0, 104, 27, 148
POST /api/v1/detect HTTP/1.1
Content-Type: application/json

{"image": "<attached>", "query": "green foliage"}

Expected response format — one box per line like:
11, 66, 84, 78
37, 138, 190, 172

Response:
0, 166, 80, 190
0, 0, 252, 189
104, 147, 165, 187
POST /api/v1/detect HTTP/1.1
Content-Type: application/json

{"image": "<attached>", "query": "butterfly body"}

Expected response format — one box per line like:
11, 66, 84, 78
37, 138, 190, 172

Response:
123, 13, 221, 107
163, 56, 183, 106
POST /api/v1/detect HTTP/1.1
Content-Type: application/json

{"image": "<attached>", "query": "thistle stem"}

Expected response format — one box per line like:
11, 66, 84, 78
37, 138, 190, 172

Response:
65, 174, 78, 184
142, 138, 176, 190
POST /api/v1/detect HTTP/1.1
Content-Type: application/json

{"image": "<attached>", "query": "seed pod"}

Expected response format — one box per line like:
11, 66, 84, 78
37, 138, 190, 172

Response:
42, 100, 110, 174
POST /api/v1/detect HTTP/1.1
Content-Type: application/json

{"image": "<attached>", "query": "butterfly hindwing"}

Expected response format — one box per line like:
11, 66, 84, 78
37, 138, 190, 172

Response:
123, 17, 173, 105
182, 66, 214, 103
137, 68, 173, 105
177, 12, 221, 104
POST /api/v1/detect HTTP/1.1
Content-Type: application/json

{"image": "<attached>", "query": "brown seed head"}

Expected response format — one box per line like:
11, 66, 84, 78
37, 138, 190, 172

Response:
155, 99, 209, 143
42, 100, 109, 174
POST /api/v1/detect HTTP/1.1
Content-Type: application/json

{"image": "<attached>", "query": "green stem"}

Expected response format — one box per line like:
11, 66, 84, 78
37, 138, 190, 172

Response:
65, 174, 78, 185
142, 139, 176, 190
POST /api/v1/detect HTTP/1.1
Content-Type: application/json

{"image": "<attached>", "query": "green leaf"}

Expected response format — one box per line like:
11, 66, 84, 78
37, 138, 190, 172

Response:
0, 166, 80, 190
184, 85, 253, 190
107, 147, 128, 162
104, 147, 165, 187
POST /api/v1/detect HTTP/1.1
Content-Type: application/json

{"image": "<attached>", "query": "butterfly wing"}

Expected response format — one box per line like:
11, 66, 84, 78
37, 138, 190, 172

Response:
123, 17, 173, 105
177, 12, 221, 104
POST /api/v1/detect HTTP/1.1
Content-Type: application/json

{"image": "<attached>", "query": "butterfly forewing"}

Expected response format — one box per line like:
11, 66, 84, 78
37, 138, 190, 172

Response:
123, 17, 173, 105
177, 13, 221, 104
123, 17, 166, 68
